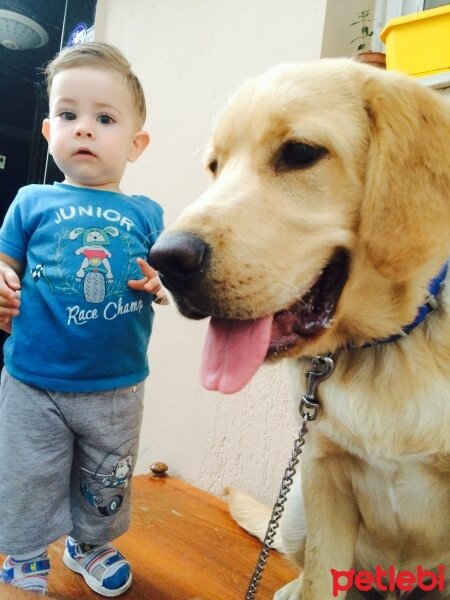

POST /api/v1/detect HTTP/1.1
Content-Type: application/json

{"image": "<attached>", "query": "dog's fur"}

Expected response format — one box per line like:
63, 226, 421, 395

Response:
150, 60, 450, 599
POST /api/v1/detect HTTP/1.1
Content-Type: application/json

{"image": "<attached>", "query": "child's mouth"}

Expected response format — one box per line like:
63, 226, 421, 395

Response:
75, 149, 96, 157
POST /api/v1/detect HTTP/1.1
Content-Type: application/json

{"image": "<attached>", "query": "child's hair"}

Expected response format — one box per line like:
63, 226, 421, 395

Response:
44, 42, 146, 127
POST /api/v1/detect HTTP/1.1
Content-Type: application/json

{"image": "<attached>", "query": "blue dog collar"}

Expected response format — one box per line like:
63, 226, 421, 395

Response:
360, 261, 448, 349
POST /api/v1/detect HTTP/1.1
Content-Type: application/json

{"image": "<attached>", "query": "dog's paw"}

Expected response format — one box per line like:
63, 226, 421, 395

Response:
274, 576, 302, 600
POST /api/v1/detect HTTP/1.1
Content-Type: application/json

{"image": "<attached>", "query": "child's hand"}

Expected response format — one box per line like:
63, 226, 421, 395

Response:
0, 265, 21, 333
128, 258, 169, 305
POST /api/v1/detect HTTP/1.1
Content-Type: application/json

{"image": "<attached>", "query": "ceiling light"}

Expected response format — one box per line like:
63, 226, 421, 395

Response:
0, 9, 48, 50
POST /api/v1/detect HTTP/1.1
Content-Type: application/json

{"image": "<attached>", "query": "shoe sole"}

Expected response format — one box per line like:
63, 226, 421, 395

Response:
63, 550, 132, 598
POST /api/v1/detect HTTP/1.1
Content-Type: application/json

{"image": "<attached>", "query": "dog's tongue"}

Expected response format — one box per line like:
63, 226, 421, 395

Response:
201, 315, 273, 394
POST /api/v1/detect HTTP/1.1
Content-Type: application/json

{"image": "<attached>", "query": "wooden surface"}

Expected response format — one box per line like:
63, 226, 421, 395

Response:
0, 474, 297, 599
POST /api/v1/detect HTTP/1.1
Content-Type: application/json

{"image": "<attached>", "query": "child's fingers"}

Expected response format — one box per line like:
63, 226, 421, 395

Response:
128, 259, 169, 304
4, 270, 21, 291
0, 269, 21, 300
127, 277, 146, 291
153, 294, 170, 305
0, 284, 20, 309
136, 257, 158, 280
0, 317, 12, 334
146, 275, 164, 295
127, 258, 157, 291
0, 269, 21, 328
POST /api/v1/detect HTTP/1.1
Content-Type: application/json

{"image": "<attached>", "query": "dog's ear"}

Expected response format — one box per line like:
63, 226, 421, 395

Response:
360, 72, 450, 280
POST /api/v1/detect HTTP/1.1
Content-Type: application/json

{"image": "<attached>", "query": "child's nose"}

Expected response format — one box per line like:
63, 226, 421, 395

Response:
74, 122, 94, 138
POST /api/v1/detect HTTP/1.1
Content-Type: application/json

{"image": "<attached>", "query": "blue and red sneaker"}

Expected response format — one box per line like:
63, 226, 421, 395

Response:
1, 552, 50, 595
63, 537, 131, 597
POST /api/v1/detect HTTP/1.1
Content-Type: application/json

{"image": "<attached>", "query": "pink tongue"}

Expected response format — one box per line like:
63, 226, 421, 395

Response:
201, 315, 273, 394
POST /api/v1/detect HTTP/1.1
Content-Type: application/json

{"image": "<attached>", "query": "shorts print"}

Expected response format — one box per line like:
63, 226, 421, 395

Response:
79, 435, 139, 517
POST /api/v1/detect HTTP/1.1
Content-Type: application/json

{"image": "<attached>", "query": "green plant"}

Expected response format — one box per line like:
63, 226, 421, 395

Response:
350, 9, 374, 52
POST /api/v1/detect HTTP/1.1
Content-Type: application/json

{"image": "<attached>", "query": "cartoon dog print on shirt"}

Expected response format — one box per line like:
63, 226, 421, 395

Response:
70, 226, 120, 282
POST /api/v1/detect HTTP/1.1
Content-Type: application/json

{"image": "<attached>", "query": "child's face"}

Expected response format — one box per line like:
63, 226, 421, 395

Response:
42, 66, 149, 192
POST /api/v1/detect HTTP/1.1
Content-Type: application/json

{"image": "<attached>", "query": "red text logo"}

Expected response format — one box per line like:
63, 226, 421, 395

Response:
331, 565, 445, 597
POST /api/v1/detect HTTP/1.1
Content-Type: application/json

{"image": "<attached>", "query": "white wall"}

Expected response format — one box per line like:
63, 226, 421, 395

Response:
95, 0, 328, 503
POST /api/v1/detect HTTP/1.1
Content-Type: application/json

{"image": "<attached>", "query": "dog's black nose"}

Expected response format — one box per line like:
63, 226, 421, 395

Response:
150, 232, 208, 290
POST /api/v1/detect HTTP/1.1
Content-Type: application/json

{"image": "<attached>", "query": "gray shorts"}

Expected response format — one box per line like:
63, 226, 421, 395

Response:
0, 369, 145, 555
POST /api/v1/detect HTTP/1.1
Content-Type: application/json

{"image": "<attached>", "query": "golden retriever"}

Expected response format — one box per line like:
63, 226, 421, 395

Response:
150, 59, 450, 599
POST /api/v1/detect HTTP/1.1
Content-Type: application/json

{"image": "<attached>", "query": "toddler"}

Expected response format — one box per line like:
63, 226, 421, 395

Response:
0, 42, 166, 596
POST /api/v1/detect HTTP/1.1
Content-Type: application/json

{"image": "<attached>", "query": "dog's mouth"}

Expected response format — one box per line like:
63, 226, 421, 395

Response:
269, 250, 349, 355
202, 250, 349, 394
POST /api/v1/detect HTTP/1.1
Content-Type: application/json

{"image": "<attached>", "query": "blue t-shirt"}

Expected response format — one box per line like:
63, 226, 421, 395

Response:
0, 183, 164, 392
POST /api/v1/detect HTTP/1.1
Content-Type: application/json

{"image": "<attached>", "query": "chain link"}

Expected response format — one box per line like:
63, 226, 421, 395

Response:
244, 354, 334, 600
244, 415, 310, 600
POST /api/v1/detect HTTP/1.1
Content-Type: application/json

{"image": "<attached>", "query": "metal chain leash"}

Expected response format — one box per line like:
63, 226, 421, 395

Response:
244, 354, 335, 600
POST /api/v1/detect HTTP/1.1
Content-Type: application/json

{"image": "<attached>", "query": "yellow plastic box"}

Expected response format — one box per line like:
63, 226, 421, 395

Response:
380, 5, 450, 77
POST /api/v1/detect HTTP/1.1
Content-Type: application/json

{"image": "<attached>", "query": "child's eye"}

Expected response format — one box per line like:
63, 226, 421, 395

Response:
97, 114, 114, 125
60, 111, 76, 120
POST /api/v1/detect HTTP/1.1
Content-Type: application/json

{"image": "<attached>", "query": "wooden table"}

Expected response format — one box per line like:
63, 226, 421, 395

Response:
0, 474, 296, 599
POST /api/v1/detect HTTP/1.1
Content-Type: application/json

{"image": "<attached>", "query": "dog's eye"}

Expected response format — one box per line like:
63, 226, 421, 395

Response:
277, 142, 325, 171
208, 159, 218, 175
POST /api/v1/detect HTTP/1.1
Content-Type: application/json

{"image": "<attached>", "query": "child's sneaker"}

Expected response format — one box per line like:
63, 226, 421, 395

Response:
1, 552, 50, 595
63, 537, 131, 597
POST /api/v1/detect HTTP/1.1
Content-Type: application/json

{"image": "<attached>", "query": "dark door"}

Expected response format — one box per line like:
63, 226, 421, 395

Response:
0, 0, 97, 368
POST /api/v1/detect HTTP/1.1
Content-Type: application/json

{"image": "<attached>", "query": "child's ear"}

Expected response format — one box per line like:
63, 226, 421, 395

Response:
128, 130, 150, 162
42, 119, 51, 145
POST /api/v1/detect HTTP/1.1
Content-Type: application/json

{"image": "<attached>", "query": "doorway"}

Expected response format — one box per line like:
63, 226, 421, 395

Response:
0, 0, 97, 365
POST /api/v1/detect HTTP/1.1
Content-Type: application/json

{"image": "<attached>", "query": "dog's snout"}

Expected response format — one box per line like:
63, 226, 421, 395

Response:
150, 232, 208, 290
